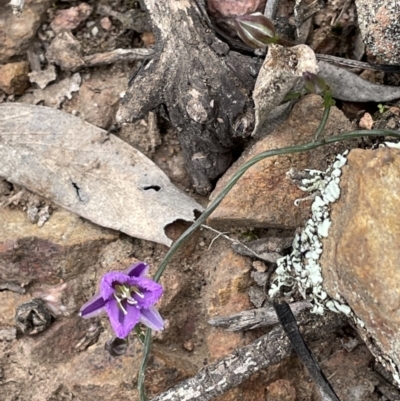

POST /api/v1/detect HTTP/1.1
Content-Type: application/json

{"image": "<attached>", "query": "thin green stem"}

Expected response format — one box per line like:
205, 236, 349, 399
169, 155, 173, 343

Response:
138, 128, 400, 401
138, 328, 152, 401
314, 104, 330, 141
156, 130, 400, 279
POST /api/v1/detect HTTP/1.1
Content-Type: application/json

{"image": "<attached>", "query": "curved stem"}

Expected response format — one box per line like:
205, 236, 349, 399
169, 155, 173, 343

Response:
314, 104, 330, 141
139, 127, 400, 400
276, 37, 297, 47
156, 129, 400, 285
138, 328, 152, 401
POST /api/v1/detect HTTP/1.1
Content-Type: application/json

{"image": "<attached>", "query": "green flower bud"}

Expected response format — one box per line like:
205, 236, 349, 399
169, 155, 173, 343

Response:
303, 72, 335, 108
233, 12, 278, 49
303, 72, 330, 95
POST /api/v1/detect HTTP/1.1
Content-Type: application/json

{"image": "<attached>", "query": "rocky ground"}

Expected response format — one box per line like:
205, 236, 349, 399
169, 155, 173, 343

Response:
1, 0, 400, 401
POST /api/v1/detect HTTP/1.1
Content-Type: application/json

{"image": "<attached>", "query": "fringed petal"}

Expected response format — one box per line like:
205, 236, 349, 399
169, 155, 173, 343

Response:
79, 293, 106, 318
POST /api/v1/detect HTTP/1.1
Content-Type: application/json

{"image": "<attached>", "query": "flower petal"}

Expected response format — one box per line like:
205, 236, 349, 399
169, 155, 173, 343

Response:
105, 298, 140, 338
236, 13, 276, 38
234, 13, 276, 49
233, 19, 267, 49
128, 277, 163, 308
125, 262, 149, 278
140, 306, 164, 331
100, 272, 131, 300
79, 293, 106, 318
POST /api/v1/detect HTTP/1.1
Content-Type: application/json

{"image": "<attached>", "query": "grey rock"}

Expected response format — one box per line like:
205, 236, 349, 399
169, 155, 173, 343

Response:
356, 0, 400, 64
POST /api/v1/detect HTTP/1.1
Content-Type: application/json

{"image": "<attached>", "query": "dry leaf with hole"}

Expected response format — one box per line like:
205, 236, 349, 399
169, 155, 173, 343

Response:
0, 103, 203, 246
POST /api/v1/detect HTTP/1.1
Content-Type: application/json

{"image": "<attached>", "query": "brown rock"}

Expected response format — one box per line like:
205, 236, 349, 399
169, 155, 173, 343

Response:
0, 61, 30, 95
266, 379, 296, 401
356, 0, 400, 64
0, 0, 51, 63
148, 346, 197, 396
28, 315, 103, 365
100, 17, 112, 31
208, 95, 354, 230
20, 72, 81, 108
206, 250, 254, 360
0, 207, 118, 285
207, 250, 252, 317
183, 339, 194, 351
321, 345, 379, 401
28, 65, 57, 89
72, 72, 127, 128
50, 329, 142, 399
50, 3, 93, 33
206, 0, 266, 18
142, 31, 156, 47
359, 112, 374, 130
320, 147, 400, 372
158, 266, 186, 300
46, 31, 85, 70
0, 291, 30, 326
118, 119, 160, 157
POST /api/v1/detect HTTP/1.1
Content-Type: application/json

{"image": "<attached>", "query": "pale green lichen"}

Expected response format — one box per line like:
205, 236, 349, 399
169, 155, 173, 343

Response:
269, 150, 350, 315
382, 141, 400, 150
271, 146, 400, 387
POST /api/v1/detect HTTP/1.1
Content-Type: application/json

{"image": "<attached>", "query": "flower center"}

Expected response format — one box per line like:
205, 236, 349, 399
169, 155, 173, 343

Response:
113, 284, 145, 315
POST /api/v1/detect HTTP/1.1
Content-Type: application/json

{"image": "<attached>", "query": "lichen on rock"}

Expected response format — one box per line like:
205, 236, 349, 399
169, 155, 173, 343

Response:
269, 150, 352, 315
270, 144, 400, 388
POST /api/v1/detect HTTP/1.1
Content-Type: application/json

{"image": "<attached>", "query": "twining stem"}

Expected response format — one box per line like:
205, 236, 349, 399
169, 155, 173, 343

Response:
138, 118, 400, 400
314, 103, 330, 141
152, 98, 332, 287
138, 327, 153, 401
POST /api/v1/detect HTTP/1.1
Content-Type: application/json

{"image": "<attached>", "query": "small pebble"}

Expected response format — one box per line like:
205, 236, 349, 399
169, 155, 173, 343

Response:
252, 260, 267, 272
183, 340, 194, 351
101, 17, 112, 31
142, 32, 155, 47
359, 112, 373, 130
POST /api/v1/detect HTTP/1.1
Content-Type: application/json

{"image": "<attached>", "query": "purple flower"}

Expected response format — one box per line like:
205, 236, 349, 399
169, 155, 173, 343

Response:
79, 262, 164, 338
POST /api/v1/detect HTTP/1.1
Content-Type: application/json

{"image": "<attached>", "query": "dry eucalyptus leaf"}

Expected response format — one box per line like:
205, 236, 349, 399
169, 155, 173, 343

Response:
318, 61, 400, 102
0, 103, 203, 246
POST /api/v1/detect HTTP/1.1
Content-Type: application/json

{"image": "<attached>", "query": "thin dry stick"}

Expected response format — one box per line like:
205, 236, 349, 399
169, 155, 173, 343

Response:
83, 48, 154, 68
149, 325, 291, 401
201, 224, 266, 259
208, 301, 312, 331
333, 0, 352, 26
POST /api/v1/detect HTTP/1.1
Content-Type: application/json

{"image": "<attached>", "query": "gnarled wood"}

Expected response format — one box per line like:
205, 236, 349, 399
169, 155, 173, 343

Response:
150, 310, 347, 400
150, 326, 291, 401
117, 0, 257, 194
